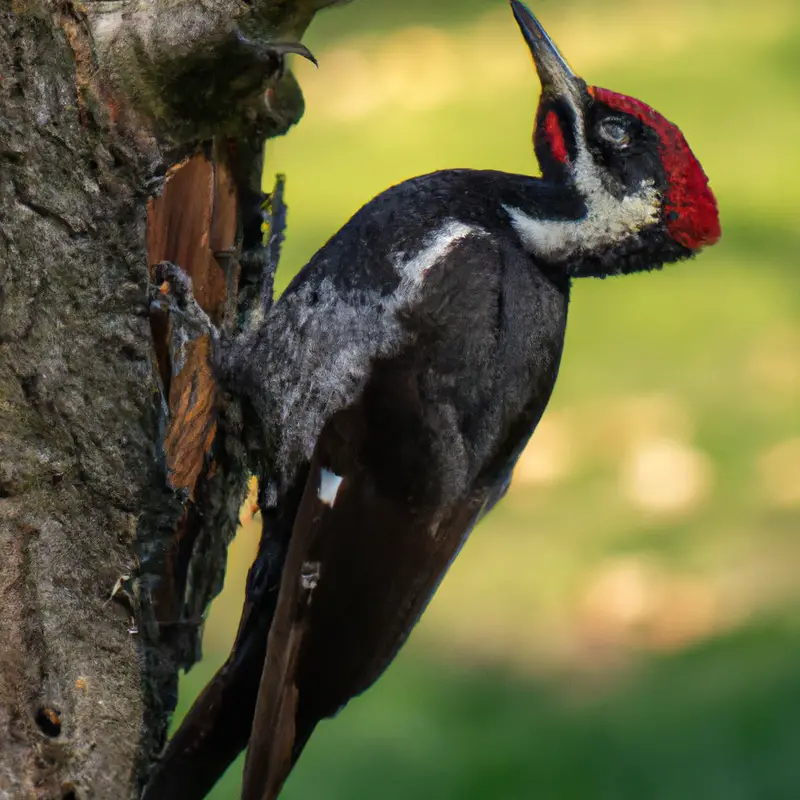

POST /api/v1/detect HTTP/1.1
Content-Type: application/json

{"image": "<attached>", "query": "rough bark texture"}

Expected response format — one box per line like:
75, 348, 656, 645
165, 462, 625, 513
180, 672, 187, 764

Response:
0, 7, 171, 798
0, 1, 336, 797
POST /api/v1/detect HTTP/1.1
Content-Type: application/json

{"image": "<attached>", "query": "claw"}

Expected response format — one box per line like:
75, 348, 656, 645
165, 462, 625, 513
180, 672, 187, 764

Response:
234, 30, 318, 70
268, 41, 318, 68
150, 262, 220, 344
153, 261, 194, 304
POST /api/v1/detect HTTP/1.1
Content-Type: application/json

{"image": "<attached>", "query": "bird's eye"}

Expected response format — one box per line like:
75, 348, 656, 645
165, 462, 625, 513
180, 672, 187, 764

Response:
598, 118, 631, 148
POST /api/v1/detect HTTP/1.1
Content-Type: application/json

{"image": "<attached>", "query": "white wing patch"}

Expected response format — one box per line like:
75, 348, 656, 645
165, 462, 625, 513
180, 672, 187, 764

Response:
395, 221, 482, 287
318, 468, 343, 507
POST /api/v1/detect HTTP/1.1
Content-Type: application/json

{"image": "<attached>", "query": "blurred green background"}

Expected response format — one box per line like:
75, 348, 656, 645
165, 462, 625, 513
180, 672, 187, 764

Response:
176, 0, 800, 796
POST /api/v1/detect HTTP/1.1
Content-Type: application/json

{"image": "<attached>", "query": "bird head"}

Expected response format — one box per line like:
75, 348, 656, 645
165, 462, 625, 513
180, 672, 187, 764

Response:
510, 0, 720, 273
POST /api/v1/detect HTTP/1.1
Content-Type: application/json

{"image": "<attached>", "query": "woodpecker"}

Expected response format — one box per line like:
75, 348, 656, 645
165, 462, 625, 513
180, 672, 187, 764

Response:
143, 2, 720, 798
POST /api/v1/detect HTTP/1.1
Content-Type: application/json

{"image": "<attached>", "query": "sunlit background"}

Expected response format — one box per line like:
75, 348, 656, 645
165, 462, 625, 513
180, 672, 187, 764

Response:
176, 0, 800, 796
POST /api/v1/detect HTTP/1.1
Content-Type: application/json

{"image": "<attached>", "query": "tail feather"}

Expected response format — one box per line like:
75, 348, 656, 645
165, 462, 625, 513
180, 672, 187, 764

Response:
241, 447, 330, 800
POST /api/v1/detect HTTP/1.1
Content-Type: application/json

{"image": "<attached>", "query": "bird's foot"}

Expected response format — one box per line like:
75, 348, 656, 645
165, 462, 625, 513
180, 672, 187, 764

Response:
233, 30, 318, 76
151, 261, 220, 344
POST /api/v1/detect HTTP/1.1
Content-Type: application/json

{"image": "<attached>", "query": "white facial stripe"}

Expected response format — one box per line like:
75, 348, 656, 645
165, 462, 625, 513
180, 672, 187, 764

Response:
318, 468, 343, 507
507, 105, 661, 261
395, 221, 481, 286
504, 181, 659, 260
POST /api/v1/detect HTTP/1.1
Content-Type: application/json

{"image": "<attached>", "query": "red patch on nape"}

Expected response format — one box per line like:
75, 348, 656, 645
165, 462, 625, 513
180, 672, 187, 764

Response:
589, 86, 721, 251
537, 109, 569, 166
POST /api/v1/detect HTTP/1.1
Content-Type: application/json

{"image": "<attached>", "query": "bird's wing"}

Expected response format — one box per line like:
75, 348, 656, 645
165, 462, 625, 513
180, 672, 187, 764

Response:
240, 232, 572, 799
241, 365, 491, 800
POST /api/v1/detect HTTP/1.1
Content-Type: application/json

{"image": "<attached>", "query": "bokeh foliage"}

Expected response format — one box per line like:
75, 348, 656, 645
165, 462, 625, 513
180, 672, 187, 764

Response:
176, 0, 800, 796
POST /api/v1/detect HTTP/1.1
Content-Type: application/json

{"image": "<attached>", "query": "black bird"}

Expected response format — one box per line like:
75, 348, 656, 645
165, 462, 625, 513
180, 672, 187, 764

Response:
143, 2, 720, 798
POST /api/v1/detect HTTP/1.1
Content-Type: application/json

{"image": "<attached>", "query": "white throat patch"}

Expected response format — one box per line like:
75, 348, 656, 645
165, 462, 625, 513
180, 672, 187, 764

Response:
504, 140, 661, 261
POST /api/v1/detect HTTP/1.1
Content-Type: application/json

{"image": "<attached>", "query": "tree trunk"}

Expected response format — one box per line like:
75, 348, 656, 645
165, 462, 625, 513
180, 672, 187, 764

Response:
0, 8, 164, 797
0, 2, 334, 796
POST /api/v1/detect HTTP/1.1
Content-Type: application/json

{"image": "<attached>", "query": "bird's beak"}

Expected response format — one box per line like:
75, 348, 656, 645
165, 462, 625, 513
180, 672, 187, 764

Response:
510, 1, 582, 103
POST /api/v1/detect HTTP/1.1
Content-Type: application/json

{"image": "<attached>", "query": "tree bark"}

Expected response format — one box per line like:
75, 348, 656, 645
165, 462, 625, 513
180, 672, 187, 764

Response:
0, 1, 336, 797
0, 7, 166, 797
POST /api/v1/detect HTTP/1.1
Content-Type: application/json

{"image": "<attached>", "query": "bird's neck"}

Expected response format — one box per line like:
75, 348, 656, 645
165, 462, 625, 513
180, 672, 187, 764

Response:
502, 173, 692, 278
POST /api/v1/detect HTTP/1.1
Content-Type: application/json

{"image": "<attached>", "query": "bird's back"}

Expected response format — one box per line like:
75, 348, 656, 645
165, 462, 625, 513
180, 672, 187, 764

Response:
233, 168, 570, 497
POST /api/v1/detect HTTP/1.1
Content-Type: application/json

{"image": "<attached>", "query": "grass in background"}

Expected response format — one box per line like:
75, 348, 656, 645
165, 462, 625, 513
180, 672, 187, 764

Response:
179, 611, 800, 798
176, 0, 800, 796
